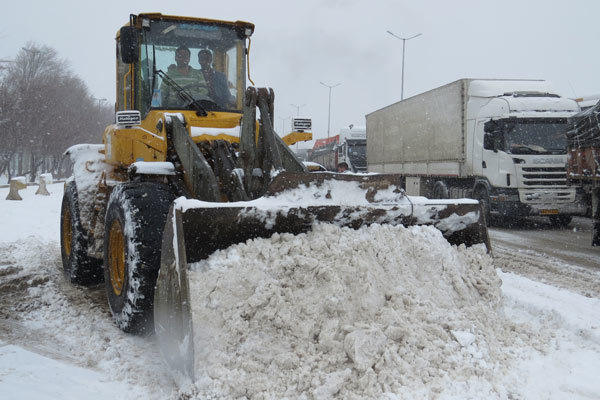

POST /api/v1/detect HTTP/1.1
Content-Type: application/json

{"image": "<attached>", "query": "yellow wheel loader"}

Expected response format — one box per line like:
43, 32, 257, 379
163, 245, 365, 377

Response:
60, 13, 490, 375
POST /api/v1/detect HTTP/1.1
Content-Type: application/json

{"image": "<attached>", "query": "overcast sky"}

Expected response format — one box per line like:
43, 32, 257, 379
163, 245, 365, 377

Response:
2, 0, 599, 146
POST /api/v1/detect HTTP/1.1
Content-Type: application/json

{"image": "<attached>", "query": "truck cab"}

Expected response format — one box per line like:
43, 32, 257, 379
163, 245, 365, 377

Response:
468, 81, 586, 223
338, 126, 367, 172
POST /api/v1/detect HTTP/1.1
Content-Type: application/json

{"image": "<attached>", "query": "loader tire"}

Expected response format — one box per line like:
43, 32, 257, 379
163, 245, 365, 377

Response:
103, 182, 175, 334
60, 181, 103, 286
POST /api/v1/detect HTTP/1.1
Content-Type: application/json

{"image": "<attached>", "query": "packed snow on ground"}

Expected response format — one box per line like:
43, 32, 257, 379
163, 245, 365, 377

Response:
0, 183, 599, 399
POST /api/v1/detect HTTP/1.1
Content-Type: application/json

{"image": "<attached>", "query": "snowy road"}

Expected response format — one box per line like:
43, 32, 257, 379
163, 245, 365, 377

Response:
1, 183, 599, 399
490, 217, 600, 298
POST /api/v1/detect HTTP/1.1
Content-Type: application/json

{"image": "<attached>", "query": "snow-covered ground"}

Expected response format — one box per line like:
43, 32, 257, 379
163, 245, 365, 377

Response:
0, 183, 599, 399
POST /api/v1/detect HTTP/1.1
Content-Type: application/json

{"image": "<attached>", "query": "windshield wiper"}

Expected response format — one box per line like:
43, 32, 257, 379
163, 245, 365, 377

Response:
509, 144, 548, 154
155, 69, 207, 116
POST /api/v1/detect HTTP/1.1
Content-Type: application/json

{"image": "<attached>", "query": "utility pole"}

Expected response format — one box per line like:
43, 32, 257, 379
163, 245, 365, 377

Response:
319, 82, 341, 138
386, 31, 422, 100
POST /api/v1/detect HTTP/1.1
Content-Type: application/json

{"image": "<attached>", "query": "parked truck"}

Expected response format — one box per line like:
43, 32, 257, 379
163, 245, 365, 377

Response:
566, 101, 600, 245
366, 78, 587, 226
309, 125, 367, 172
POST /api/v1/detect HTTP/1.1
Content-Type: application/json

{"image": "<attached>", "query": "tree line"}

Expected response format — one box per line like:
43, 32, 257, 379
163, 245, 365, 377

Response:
0, 43, 114, 182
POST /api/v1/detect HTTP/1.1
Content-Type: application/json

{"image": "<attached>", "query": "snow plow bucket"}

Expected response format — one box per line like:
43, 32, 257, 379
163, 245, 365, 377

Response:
154, 172, 490, 377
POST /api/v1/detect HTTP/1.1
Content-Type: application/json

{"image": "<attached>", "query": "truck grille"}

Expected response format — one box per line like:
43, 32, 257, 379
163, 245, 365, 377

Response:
518, 189, 575, 204
517, 166, 575, 204
520, 167, 567, 186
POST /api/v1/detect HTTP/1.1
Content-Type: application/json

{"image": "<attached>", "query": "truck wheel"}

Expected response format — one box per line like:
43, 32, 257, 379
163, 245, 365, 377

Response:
474, 187, 491, 226
432, 181, 449, 199
549, 215, 572, 228
103, 182, 175, 334
60, 181, 103, 286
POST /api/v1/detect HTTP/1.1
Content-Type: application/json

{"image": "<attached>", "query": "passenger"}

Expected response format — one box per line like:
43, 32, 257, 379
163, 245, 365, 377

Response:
337, 162, 349, 172
160, 45, 208, 107
198, 49, 235, 107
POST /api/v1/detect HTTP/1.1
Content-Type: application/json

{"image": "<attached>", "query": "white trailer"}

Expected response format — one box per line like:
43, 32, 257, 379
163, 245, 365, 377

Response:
366, 78, 587, 226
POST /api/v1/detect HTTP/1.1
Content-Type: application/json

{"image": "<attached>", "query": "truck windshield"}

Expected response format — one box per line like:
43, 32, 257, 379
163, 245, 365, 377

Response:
347, 139, 367, 166
501, 119, 569, 155
138, 19, 245, 115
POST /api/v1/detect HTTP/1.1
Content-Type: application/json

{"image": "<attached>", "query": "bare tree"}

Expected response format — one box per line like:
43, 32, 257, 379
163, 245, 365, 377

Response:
0, 43, 113, 181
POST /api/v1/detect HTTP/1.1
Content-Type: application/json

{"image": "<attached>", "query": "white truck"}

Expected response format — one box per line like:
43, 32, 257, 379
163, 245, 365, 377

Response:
309, 125, 367, 172
366, 78, 587, 226
337, 125, 367, 172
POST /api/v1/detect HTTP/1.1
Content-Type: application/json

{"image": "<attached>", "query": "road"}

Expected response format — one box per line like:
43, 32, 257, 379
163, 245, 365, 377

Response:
489, 217, 600, 298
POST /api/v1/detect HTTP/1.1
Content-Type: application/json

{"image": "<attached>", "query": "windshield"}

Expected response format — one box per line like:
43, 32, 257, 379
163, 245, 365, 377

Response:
138, 19, 245, 114
498, 119, 569, 155
347, 139, 367, 166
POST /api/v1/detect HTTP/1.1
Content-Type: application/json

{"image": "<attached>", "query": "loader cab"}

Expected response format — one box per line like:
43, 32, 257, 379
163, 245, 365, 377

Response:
116, 14, 254, 118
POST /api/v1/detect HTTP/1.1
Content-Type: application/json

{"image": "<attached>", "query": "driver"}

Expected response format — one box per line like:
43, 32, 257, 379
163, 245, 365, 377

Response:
198, 49, 235, 107
160, 45, 208, 107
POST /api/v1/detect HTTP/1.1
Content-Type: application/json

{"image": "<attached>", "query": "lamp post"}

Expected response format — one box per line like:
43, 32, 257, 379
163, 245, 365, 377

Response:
386, 31, 422, 100
319, 82, 341, 138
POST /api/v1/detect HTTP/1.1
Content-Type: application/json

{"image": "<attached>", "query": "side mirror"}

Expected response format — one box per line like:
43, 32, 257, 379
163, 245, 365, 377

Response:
483, 132, 497, 152
120, 26, 139, 64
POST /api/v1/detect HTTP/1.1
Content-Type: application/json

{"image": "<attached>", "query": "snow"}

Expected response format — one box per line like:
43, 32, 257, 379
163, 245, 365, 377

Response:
0, 341, 139, 400
11, 176, 27, 185
302, 161, 327, 171
0, 182, 62, 242
190, 125, 241, 138
468, 79, 560, 98
186, 224, 506, 398
130, 161, 176, 175
1, 183, 599, 399
500, 270, 600, 399
500, 96, 579, 114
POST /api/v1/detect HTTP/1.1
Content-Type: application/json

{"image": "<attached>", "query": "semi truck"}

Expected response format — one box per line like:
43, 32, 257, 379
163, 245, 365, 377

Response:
566, 101, 600, 245
366, 78, 587, 226
309, 125, 367, 172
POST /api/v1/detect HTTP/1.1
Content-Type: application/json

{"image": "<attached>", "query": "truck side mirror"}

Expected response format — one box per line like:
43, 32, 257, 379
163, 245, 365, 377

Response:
120, 26, 139, 64
483, 133, 497, 152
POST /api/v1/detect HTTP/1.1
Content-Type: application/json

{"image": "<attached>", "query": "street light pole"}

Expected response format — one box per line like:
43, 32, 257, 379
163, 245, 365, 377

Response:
319, 82, 341, 138
386, 31, 422, 100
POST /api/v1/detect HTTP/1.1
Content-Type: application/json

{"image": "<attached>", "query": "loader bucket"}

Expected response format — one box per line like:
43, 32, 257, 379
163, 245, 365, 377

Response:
154, 172, 490, 378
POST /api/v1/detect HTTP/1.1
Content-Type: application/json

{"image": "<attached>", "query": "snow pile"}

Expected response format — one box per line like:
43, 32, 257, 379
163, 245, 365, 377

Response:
186, 223, 523, 398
